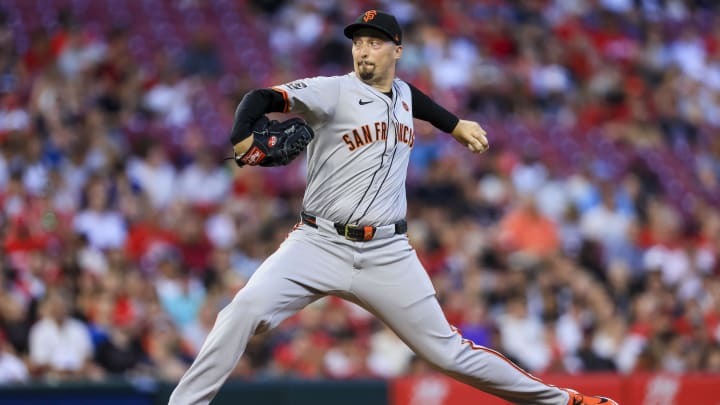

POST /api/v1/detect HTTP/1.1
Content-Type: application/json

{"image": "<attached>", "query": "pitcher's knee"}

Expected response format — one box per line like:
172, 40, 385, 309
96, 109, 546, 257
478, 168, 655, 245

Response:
421, 347, 460, 373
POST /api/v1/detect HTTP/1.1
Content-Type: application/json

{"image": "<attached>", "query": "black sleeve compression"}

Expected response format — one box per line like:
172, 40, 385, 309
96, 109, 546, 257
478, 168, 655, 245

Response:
229, 89, 286, 145
408, 83, 459, 134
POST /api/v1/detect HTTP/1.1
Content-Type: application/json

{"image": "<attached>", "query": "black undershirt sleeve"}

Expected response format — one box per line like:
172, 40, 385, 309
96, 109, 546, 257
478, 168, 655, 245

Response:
229, 89, 287, 145
407, 83, 460, 134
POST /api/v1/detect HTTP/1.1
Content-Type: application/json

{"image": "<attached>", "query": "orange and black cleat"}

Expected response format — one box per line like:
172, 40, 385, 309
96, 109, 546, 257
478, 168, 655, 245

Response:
563, 389, 619, 405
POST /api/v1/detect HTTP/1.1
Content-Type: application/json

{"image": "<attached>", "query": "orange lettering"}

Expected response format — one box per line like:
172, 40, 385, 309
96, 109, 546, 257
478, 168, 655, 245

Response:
343, 134, 355, 151
374, 122, 382, 141
362, 125, 372, 144
353, 129, 364, 146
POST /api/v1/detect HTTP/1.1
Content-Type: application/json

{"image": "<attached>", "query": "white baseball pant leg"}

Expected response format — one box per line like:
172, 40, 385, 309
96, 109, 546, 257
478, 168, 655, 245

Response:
348, 234, 570, 405
169, 226, 348, 404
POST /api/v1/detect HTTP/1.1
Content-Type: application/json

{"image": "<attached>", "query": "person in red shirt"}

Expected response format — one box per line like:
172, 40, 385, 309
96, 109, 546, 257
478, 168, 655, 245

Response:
499, 195, 560, 259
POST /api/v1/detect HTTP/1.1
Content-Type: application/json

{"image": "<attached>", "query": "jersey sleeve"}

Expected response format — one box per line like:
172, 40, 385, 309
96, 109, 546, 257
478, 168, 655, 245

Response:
271, 76, 340, 125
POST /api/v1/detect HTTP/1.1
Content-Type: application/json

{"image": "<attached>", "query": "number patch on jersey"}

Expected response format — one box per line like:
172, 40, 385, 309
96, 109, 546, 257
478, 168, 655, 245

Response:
286, 80, 308, 90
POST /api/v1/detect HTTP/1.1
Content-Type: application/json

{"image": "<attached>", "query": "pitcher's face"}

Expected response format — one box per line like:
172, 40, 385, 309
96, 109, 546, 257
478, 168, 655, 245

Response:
351, 28, 402, 84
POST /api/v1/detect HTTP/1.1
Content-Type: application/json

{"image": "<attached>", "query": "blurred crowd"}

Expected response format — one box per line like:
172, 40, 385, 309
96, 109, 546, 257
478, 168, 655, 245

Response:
1, 0, 720, 386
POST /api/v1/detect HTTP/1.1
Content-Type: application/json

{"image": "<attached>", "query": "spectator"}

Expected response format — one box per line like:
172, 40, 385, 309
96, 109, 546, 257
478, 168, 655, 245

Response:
324, 334, 368, 379
0, 292, 31, 355
181, 295, 220, 356
670, 26, 706, 81
28, 289, 98, 379
143, 67, 193, 127
180, 28, 222, 78
155, 257, 206, 329
367, 323, 414, 378
0, 329, 28, 384
0, 94, 30, 134
126, 140, 177, 209
22, 30, 54, 77
555, 298, 585, 359
20, 136, 49, 197
176, 148, 231, 208
574, 327, 617, 372
94, 323, 145, 375
73, 177, 127, 251
56, 25, 106, 80
143, 317, 190, 381
173, 205, 213, 274
272, 329, 328, 378
497, 294, 551, 372
579, 183, 636, 266
457, 296, 493, 348
498, 195, 560, 260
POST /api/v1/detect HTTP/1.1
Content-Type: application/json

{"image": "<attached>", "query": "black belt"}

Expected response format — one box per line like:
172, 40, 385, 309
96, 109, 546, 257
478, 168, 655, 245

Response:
301, 212, 407, 242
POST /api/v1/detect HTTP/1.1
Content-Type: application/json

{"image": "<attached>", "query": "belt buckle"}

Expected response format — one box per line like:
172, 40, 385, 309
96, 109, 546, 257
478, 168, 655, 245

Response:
343, 224, 375, 241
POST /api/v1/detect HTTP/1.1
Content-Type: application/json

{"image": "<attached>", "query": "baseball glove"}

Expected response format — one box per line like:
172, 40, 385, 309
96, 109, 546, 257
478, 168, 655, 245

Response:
232, 116, 314, 167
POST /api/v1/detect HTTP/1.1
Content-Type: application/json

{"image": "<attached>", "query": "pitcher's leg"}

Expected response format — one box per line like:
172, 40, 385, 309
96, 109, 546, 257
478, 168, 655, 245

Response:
353, 245, 568, 405
382, 293, 567, 404
169, 284, 319, 405
169, 228, 350, 405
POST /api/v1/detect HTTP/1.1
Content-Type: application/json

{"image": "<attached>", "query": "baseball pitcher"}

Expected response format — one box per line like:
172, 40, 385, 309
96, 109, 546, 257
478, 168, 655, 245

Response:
169, 10, 618, 405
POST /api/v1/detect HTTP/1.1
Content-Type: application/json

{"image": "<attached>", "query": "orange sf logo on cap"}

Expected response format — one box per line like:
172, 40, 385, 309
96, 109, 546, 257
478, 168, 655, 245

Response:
363, 10, 377, 22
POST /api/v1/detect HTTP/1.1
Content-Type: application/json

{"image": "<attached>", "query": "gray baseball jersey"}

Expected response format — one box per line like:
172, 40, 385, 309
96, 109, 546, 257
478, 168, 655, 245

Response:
273, 72, 413, 226
169, 72, 573, 405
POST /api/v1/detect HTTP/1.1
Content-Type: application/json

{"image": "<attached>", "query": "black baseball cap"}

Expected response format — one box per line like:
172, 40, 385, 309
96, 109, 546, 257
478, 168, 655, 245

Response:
344, 10, 402, 45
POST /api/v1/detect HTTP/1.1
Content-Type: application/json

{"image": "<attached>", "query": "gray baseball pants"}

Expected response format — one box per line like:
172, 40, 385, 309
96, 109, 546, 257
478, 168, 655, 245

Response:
169, 218, 570, 405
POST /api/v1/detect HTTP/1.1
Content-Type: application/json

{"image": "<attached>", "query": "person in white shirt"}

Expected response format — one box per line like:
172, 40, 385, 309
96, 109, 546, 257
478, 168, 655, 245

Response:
73, 178, 127, 250
177, 148, 230, 207
126, 141, 177, 209
28, 289, 96, 379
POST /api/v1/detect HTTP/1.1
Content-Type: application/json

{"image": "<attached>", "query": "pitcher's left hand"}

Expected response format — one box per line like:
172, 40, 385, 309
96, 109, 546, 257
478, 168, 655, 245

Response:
451, 120, 489, 154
